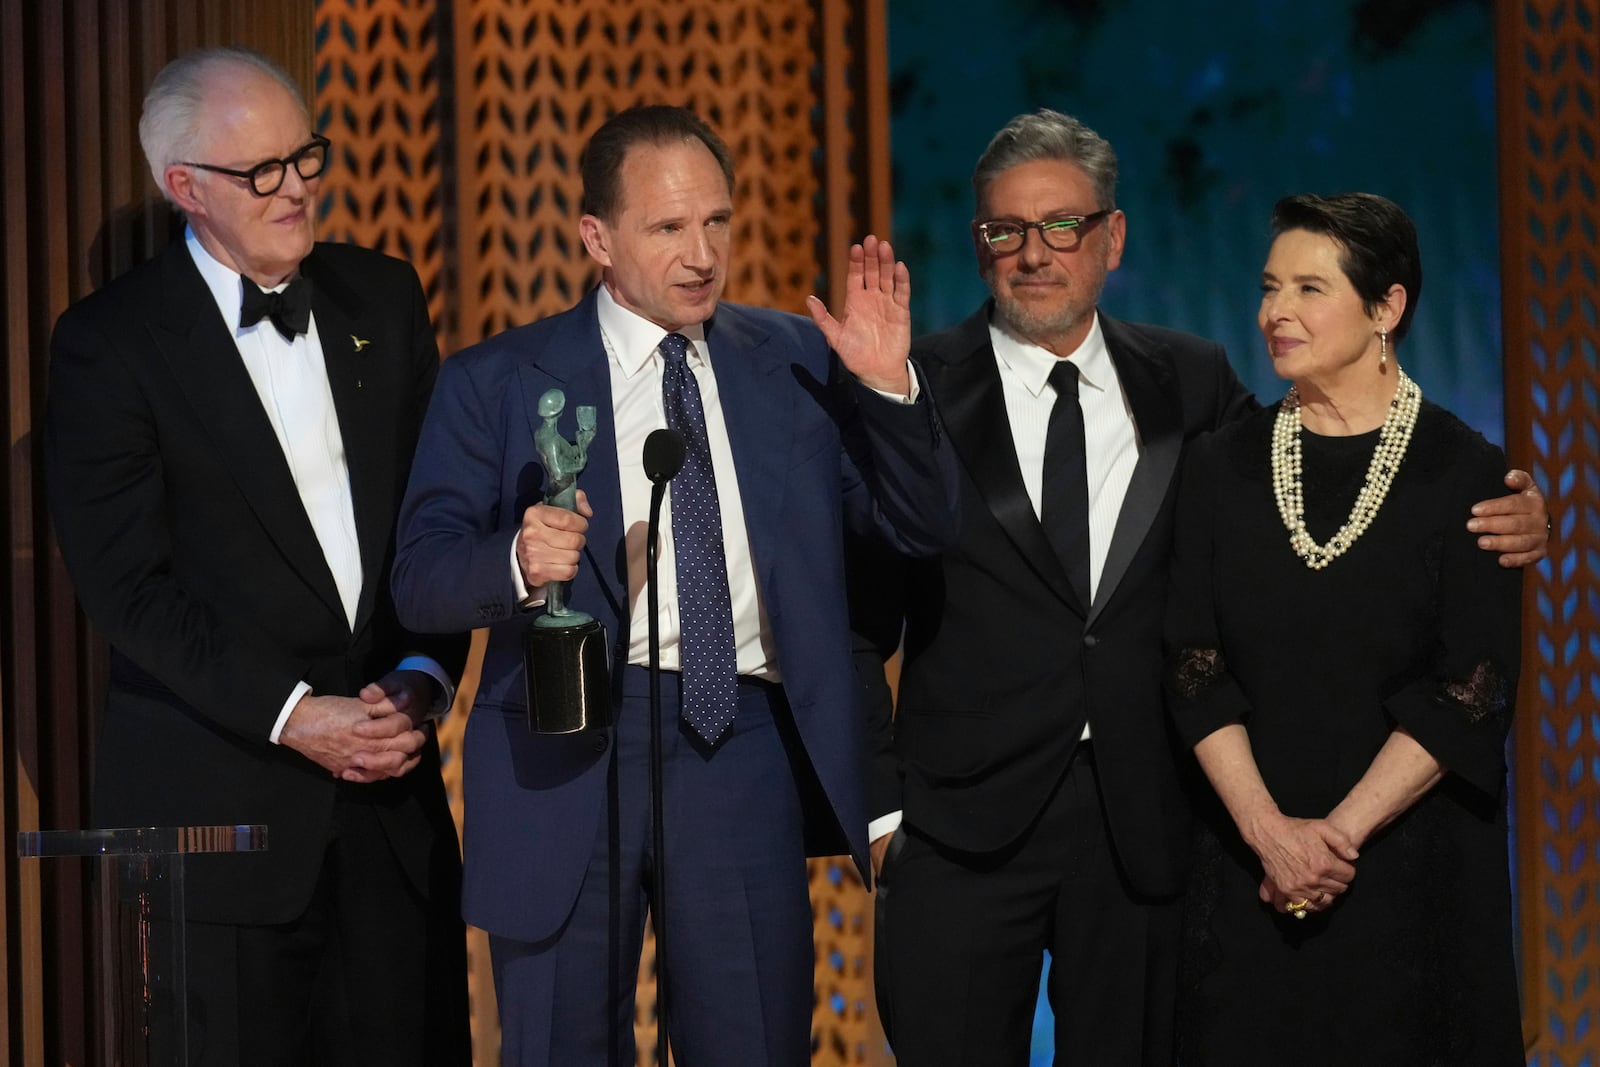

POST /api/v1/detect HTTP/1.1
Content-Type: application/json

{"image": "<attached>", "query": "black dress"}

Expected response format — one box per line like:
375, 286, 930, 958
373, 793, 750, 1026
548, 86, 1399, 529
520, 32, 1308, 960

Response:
1164, 399, 1524, 1066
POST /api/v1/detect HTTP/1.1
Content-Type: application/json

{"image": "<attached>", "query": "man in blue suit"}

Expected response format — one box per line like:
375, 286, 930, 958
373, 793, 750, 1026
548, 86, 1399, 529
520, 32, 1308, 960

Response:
392, 105, 956, 1067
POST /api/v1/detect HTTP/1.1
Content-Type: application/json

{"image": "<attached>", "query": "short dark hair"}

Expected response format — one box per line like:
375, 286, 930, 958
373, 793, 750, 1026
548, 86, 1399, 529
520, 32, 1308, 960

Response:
1270, 193, 1423, 343
580, 105, 735, 220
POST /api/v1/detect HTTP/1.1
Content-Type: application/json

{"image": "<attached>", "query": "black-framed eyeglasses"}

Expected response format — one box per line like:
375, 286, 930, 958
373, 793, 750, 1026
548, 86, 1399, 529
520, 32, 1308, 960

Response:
180, 135, 332, 197
975, 210, 1113, 254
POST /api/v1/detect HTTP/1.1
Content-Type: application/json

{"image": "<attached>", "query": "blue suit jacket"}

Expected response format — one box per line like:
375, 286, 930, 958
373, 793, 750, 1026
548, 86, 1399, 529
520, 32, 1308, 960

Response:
393, 289, 955, 941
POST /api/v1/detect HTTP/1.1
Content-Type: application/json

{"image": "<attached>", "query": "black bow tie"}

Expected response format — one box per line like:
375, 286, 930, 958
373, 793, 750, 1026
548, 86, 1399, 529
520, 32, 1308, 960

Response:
240, 276, 311, 340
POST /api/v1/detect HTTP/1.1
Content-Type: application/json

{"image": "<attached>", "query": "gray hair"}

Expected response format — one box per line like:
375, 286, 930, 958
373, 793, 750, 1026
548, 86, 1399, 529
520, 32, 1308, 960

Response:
138, 47, 308, 204
972, 109, 1119, 215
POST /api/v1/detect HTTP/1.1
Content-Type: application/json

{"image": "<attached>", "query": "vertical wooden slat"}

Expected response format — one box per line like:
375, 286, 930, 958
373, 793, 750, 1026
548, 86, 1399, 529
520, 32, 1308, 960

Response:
1, 1, 37, 1064
1500, 1, 1600, 1063
1, 6, 315, 1064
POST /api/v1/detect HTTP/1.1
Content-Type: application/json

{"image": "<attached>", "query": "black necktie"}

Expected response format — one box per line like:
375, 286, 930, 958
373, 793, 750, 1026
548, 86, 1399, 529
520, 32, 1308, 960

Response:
659, 333, 739, 744
1042, 360, 1092, 606
240, 276, 311, 341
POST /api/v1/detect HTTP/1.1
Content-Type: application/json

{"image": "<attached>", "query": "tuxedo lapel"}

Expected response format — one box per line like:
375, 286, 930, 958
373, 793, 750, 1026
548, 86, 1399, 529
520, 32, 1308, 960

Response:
150, 243, 348, 625
1090, 316, 1182, 627
930, 308, 1078, 610
513, 291, 628, 621
305, 251, 392, 634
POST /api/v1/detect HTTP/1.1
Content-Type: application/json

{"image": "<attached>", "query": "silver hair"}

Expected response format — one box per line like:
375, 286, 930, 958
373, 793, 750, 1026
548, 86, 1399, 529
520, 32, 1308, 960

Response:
971, 109, 1119, 215
138, 47, 308, 204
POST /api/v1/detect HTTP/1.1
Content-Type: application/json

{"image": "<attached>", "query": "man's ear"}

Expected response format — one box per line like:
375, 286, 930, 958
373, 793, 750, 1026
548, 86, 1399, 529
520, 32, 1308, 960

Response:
579, 214, 611, 267
164, 165, 204, 218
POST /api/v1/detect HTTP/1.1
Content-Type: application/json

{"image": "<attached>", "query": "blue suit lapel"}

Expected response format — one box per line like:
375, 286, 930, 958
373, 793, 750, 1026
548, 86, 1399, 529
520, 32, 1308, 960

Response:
513, 291, 629, 624
702, 305, 788, 597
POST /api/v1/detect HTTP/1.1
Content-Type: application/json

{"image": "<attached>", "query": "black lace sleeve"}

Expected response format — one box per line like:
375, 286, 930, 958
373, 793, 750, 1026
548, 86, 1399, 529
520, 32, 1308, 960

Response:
1382, 420, 1522, 797
1164, 434, 1253, 746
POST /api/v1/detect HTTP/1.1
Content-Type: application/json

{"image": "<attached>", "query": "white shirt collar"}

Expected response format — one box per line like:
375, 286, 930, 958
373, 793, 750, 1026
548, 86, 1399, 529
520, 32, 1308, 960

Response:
989, 309, 1113, 398
595, 284, 710, 379
185, 227, 302, 335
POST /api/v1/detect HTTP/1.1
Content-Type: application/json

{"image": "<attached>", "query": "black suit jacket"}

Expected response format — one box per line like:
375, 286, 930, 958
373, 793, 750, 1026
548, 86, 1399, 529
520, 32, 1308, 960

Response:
866, 304, 1255, 897
44, 239, 466, 924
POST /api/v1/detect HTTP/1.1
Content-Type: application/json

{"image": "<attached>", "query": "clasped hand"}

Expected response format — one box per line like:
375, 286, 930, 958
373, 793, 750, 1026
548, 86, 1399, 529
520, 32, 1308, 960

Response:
280, 671, 435, 783
1245, 811, 1360, 915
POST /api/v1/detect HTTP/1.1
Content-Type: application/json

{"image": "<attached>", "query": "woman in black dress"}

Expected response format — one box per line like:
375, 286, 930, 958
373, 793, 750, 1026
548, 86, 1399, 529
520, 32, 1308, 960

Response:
1165, 193, 1524, 1065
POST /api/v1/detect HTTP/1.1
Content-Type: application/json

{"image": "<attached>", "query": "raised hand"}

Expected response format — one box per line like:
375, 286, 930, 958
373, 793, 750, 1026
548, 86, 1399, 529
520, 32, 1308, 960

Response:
804, 235, 913, 396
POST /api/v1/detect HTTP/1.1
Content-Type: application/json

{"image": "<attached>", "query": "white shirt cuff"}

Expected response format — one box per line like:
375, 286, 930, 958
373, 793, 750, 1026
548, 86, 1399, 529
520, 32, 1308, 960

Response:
511, 537, 546, 609
868, 810, 903, 844
866, 360, 921, 404
394, 655, 455, 718
269, 680, 314, 744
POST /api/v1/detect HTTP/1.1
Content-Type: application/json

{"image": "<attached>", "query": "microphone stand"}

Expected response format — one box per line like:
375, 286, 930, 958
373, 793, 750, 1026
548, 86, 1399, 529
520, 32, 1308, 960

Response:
643, 428, 683, 1067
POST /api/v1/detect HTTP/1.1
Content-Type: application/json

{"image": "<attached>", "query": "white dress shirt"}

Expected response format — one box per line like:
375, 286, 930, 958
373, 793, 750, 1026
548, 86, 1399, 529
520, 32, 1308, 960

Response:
509, 286, 921, 677
869, 309, 1141, 846
187, 231, 447, 740
595, 287, 783, 680
989, 311, 1140, 604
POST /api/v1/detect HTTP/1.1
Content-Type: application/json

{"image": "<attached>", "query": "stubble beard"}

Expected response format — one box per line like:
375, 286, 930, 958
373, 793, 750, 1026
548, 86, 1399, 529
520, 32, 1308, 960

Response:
988, 272, 1104, 352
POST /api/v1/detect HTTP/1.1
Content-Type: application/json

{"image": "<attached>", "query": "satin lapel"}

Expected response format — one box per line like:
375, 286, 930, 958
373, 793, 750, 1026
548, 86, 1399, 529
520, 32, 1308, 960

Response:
930, 310, 1078, 609
1089, 316, 1182, 627
513, 292, 627, 620
700, 307, 788, 596
150, 244, 348, 624
306, 252, 389, 633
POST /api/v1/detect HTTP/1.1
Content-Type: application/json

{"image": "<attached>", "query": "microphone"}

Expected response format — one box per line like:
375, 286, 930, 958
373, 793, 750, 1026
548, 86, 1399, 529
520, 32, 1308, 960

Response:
641, 426, 683, 1065
644, 428, 685, 484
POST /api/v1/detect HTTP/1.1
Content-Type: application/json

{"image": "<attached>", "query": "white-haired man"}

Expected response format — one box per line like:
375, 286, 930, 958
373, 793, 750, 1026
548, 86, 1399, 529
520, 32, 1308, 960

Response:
44, 47, 469, 1065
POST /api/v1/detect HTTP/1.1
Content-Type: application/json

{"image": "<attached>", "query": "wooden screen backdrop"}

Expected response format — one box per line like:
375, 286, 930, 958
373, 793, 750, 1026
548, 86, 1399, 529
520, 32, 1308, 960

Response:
312, 0, 891, 1063
1498, 1, 1600, 1063
8, 2, 1598, 1066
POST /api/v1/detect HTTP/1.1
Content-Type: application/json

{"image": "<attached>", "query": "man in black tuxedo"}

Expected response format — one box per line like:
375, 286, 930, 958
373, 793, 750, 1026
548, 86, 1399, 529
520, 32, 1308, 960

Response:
865, 108, 1548, 1065
43, 48, 468, 1065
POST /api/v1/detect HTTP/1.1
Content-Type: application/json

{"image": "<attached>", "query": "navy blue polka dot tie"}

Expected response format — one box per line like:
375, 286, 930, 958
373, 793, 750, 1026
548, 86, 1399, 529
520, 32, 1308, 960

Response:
660, 332, 739, 743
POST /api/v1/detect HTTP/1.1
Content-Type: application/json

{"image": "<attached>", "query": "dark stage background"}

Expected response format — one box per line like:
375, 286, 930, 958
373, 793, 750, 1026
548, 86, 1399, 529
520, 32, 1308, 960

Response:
888, 0, 1503, 442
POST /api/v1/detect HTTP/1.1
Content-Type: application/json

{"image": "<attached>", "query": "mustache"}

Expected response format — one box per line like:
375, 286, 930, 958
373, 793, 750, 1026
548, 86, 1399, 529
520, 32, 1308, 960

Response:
1005, 271, 1071, 286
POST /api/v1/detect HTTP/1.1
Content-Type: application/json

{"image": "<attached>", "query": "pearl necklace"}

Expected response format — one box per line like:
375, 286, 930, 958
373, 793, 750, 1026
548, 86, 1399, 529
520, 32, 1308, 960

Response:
1270, 369, 1422, 570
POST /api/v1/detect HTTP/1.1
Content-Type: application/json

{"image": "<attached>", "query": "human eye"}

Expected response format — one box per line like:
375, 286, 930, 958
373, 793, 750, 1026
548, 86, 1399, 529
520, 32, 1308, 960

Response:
983, 222, 1022, 247
1041, 218, 1082, 233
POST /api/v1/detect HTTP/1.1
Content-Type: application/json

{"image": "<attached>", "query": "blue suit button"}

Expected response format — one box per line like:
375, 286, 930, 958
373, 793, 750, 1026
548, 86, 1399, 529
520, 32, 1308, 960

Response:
592, 734, 609, 753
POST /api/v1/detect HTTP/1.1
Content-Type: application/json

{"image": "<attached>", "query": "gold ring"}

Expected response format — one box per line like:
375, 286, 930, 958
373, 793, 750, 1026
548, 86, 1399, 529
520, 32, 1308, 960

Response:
1286, 898, 1311, 919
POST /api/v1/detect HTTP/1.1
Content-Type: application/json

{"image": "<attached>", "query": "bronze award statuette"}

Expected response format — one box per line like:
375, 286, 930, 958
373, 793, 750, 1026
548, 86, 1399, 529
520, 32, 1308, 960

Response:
523, 388, 611, 733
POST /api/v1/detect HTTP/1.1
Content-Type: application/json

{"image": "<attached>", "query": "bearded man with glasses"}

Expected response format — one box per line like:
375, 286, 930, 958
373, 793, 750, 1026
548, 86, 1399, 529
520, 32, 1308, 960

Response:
43, 47, 469, 1065
856, 108, 1549, 1065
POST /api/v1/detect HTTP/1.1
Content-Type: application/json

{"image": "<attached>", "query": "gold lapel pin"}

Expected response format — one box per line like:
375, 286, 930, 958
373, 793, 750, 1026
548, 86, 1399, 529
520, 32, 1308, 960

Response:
351, 335, 372, 352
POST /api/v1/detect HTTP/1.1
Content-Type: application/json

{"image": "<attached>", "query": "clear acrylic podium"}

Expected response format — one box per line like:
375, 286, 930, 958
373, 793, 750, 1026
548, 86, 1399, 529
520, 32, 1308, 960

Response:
17, 824, 268, 1067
